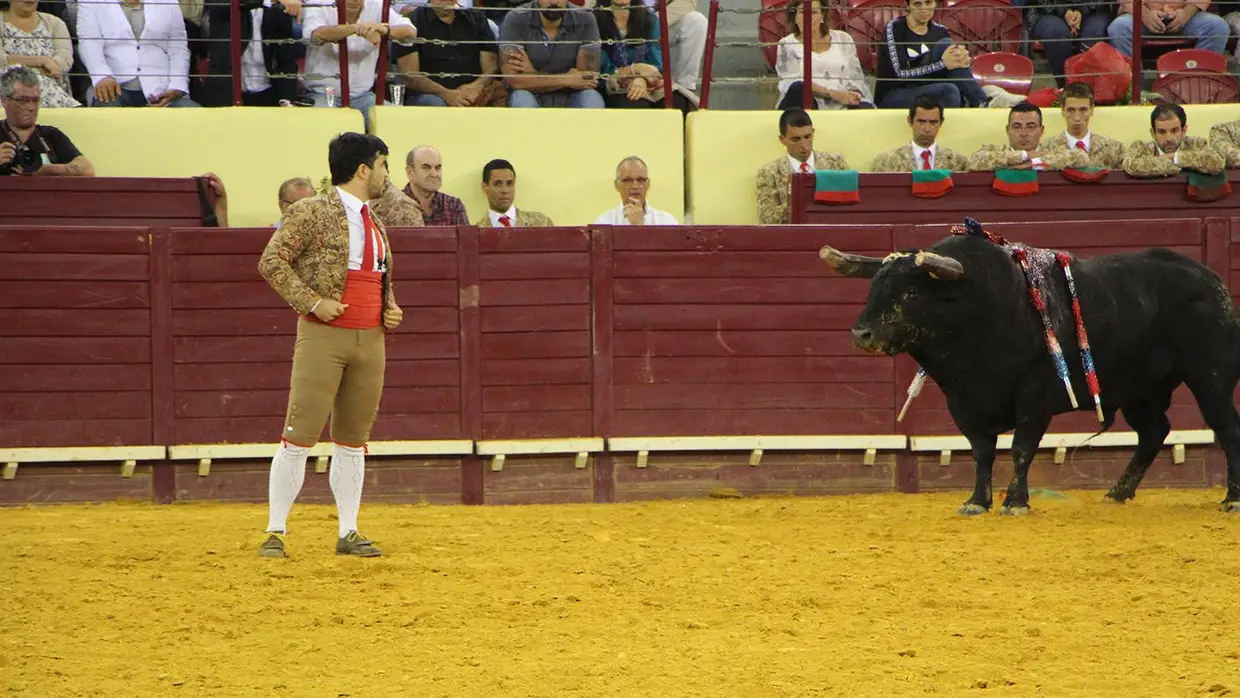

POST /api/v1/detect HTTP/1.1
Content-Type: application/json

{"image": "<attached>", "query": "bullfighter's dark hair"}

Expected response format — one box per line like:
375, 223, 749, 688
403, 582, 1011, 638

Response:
779, 108, 814, 136
1061, 81, 1094, 106
328, 132, 389, 186
907, 95, 944, 123
483, 159, 516, 183
1007, 101, 1042, 125
1151, 103, 1187, 130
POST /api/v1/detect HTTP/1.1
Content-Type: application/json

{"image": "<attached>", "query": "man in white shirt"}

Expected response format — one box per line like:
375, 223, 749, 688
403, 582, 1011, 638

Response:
77, 0, 199, 107
593, 155, 678, 226
870, 96, 968, 172
302, 0, 416, 129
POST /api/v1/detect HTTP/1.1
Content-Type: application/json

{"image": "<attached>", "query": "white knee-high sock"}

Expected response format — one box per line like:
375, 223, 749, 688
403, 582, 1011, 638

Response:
267, 442, 310, 533
329, 444, 366, 538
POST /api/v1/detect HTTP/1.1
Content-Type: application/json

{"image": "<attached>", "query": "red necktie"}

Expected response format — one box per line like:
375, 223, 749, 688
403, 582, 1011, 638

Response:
499, 215, 511, 227
360, 203, 384, 271
799, 162, 810, 174
920, 150, 932, 170
1075, 140, 1087, 151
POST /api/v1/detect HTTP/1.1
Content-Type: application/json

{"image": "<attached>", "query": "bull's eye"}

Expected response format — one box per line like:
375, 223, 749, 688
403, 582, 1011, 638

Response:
903, 288, 918, 300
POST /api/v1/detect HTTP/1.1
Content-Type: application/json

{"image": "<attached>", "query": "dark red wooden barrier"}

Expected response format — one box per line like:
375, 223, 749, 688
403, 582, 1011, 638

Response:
790, 172, 1240, 225
1, 178, 210, 227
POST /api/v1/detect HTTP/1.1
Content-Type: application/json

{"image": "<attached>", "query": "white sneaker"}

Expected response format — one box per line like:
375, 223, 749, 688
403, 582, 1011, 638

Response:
982, 84, 1026, 108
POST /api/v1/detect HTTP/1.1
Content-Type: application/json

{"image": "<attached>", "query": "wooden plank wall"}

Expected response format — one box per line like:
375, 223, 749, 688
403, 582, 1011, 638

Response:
0, 227, 155, 447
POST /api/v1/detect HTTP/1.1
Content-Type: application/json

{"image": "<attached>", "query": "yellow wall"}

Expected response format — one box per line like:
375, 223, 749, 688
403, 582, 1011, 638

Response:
37, 106, 365, 227
370, 105, 685, 226
686, 103, 1240, 225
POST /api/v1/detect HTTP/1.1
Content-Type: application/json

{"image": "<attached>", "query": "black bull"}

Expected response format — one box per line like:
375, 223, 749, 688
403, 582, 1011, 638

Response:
819, 231, 1240, 515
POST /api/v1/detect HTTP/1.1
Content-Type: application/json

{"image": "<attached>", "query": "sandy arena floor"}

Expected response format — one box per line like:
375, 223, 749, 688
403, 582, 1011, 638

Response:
4, 489, 1240, 697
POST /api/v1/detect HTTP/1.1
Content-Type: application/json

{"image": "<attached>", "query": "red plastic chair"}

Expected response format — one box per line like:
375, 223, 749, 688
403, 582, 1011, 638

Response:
938, 0, 1022, 57
1151, 69, 1240, 105
971, 51, 1033, 95
1156, 48, 1227, 78
843, 0, 907, 72
759, 0, 847, 69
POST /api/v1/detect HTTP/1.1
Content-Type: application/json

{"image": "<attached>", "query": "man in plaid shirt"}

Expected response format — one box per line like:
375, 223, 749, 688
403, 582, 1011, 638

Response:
401, 145, 471, 226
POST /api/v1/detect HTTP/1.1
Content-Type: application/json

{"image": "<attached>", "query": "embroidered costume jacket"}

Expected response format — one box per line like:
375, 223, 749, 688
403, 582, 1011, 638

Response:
1038, 133, 1125, 170
258, 188, 397, 316
870, 144, 968, 172
473, 209, 554, 227
756, 150, 850, 224
370, 181, 426, 227
1121, 136, 1225, 177
1208, 120, 1240, 168
966, 143, 1089, 172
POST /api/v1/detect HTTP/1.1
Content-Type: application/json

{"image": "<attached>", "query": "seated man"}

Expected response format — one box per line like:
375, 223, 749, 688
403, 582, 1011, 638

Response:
594, 155, 678, 225
873, 0, 989, 109
1024, 0, 1113, 87
77, 0, 199, 107
0, 66, 94, 177
1123, 103, 1224, 177
871, 96, 968, 171
1208, 114, 1240, 169
401, 145, 470, 225
1107, 0, 1229, 58
303, 0, 416, 127
394, 0, 504, 107
756, 108, 848, 224
1037, 81, 1124, 169
967, 102, 1089, 171
203, 0, 302, 106
475, 158, 553, 227
274, 177, 316, 227
499, 0, 605, 108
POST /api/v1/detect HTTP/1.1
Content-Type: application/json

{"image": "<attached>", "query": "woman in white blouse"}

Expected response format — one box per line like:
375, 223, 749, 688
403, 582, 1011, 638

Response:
774, 0, 873, 110
1, 0, 79, 107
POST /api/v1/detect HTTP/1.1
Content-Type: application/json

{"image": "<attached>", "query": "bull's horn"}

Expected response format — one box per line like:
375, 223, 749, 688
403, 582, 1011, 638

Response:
819, 245, 884, 279
915, 251, 964, 281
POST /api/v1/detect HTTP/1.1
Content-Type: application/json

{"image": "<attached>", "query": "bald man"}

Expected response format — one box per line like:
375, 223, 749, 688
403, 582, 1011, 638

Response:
400, 145, 469, 226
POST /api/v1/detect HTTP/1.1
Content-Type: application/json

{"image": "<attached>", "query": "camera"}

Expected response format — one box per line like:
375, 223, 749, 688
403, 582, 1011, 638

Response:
11, 142, 43, 174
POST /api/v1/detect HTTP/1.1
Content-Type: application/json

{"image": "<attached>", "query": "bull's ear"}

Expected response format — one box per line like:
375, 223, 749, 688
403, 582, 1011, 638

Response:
819, 246, 884, 279
914, 250, 964, 281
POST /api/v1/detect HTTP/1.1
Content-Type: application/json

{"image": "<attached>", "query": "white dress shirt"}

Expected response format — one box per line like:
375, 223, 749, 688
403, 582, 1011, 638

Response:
241, 2, 271, 94
787, 154, 815, 175
911, 141, 938, 169
488, 205, 517, 227
336, 187, 383, 271
303, 0, 415, 97
593, 202, 679, 226
1064, 130, 1091, 152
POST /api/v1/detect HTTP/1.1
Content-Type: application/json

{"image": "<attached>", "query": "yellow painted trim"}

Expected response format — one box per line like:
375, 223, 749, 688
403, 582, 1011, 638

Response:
167, 440, 473, 460
474, 438, 605, 456
606, 435, 908, 452
0, 446, 166, 463
909, 429, 1215, 452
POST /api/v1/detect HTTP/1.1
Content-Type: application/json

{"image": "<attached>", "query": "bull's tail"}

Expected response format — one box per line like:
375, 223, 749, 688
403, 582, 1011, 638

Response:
1071, 410, 1117, 459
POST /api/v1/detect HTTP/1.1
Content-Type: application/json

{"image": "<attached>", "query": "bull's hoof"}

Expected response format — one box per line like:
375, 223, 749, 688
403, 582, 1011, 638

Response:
1103, 491, 1131, 504
957, 503, 989, 516
1220, 501, 1240, 513
999, 505, 1031, 517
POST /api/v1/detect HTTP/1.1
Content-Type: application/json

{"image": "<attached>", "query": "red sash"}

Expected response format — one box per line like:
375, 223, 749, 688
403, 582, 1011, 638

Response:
307, 202, 386, 330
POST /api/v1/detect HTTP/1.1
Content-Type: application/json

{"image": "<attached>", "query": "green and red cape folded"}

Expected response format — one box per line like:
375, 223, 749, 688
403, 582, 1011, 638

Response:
911, 169, 953, 198
813, 170, 859, 204
992, 168, 1038, 196
1186, 170, 1232, 202
1061, 166, 1110, 183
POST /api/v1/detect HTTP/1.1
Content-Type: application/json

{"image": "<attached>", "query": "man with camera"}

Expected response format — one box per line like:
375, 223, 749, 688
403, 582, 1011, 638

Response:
0, 66, 94, 177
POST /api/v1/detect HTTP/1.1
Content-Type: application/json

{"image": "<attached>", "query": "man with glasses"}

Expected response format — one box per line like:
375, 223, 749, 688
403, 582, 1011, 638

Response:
594, 155, 678, 225
0, 66, 93, 177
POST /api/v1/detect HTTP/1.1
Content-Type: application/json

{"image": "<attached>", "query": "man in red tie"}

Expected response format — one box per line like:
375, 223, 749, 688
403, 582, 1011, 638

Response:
473, 158, 553, 228
256, 132, 403, 559
1036, 82, 1124, 169
756, 108, 849, 224
871, 96, 968, 172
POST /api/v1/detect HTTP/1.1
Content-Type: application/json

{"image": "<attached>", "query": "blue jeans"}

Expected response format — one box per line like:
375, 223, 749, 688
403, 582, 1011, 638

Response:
1107, 11, 1230, 55
309, 89, 376, 130
508, 88, 605, 108
406, 93, 448, 106
877, 37, 989, 108
90, 87, 199, 107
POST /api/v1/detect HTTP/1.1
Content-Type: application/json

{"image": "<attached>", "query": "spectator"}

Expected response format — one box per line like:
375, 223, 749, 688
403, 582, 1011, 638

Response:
873, 0, 988, 109
274, 176, 316, 227
1107, 0, 1229, 58
401, 145, 469, 225
394, 0, 504, 107
1123, 103, 1224, 177
393, 0, 500, 36
203, 0, 302, 106
966, 101, 1089, 171
475, 158, 553, 227
774, 0, 873, 110
594, 155, 677, 225
594, 0, 668, 108
77, 0, 199, 107
756, 108, 848, 224
499, 0, 605, 108
0, 66, 93, 176
580, 0, 705, 105
1, 0, 79, 107
303, 0, 416, 127
871, 96, 968, 171
1037, 81, 1124, 169
1023, 0, 1112, 87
